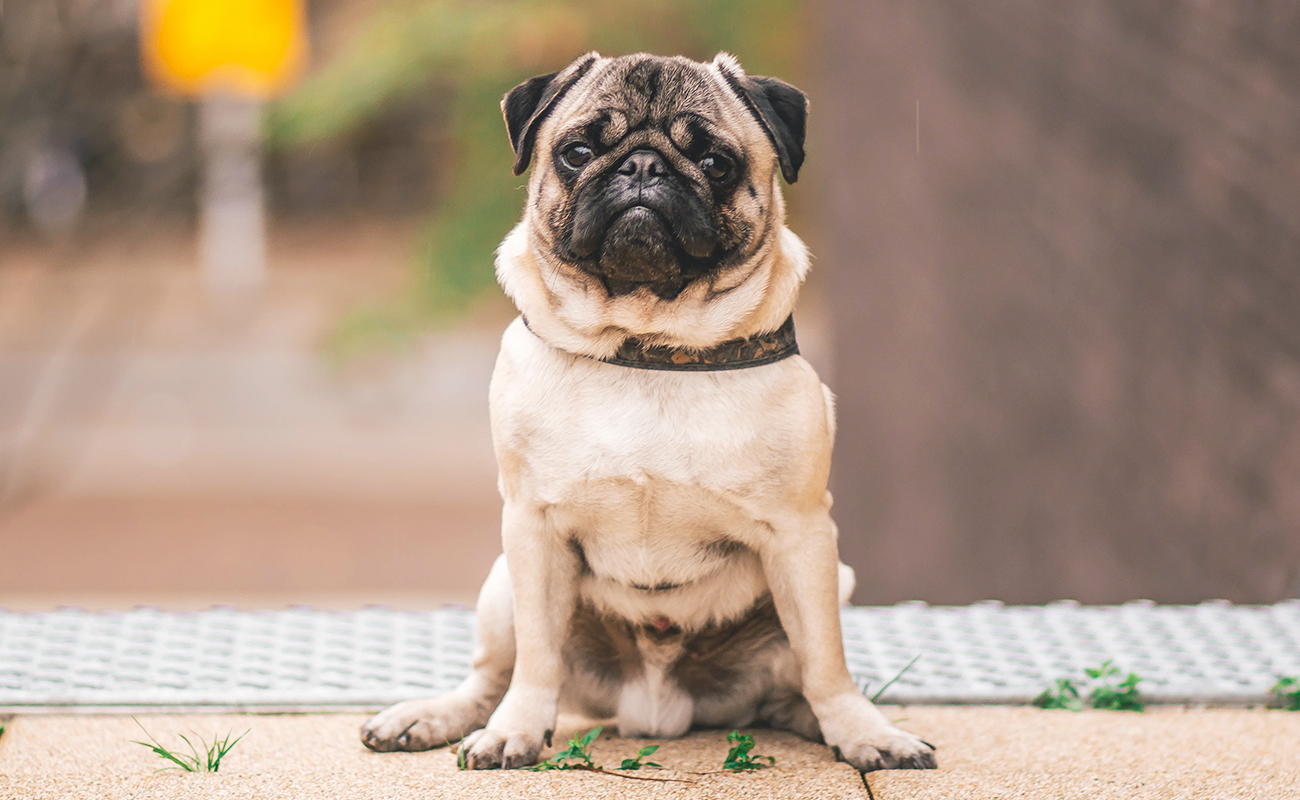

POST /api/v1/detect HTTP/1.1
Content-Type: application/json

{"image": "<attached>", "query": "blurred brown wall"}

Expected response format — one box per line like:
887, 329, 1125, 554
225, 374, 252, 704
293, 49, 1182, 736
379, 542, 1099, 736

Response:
811, 1, 1300, 604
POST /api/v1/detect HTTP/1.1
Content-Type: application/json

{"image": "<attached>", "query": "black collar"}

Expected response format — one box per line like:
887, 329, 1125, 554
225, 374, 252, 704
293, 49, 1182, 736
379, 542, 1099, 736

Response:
525, 315, 800, 371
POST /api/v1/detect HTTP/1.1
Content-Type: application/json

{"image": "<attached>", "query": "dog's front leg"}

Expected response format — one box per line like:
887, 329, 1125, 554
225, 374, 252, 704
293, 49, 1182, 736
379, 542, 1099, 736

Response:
460, 501, 576, 769
762, 512, 936, 772
361, 555, 515, 751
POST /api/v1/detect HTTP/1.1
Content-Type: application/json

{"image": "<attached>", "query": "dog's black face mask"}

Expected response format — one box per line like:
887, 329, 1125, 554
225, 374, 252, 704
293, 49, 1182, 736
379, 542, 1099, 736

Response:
560, 141, 724, 299
502, 55, 807, 300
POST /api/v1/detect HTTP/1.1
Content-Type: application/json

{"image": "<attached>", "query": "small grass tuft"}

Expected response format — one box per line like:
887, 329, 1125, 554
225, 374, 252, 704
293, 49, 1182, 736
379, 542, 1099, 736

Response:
619, 744, 661, 771
721, 730, 775, 771
448, 733, 469, 771
1034, 660, 1143, 712
864, 654, 922, 703
131, 717, 248, 773
1271, 676, 1299, 710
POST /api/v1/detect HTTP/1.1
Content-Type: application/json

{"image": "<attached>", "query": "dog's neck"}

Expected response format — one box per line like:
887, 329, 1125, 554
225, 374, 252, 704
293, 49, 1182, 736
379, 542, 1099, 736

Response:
495, 222, 811, 361
523, 313, 799, 371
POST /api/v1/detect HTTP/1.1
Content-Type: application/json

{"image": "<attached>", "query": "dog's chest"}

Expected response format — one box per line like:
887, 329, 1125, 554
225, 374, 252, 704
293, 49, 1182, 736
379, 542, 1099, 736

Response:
494, 328, 805, 498
490, 321, 828, 549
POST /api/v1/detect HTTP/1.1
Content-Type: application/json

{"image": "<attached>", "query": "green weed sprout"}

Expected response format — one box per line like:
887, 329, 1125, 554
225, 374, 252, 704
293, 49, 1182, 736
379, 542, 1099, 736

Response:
1271, 677, 1299, 710
1034, 660, 1143, 712
131, 717, 248, 772
619, 744, 661, 770
1033, 677, 1085, 711
528, 726, 602, 771
524, 727, 690, 784
1086, 660, 1144, 711
721, 730, 775, 771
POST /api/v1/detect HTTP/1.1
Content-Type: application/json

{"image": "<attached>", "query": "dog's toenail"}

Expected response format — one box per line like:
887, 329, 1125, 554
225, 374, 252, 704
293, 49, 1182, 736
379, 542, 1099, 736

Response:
398, 734, 409, 746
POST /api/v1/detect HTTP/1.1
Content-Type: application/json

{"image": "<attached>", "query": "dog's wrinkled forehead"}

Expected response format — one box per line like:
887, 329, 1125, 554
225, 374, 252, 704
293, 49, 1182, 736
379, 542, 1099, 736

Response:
550, 56, 751, 154
589, 58, 722, 136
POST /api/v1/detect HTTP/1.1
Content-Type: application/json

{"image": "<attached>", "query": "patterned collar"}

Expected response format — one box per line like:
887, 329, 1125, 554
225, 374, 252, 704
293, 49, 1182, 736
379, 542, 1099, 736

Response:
525, 315, 800, 371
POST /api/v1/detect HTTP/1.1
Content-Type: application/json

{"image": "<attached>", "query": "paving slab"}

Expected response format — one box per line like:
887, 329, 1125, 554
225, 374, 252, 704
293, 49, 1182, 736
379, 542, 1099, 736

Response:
3, 707, 1298, 800
865, 706, 1300, 800
0, 712, 868, 800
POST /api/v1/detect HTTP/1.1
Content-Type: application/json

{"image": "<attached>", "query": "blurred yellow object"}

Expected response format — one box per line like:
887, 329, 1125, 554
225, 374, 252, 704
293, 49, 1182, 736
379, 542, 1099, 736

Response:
140, 0, 307, 98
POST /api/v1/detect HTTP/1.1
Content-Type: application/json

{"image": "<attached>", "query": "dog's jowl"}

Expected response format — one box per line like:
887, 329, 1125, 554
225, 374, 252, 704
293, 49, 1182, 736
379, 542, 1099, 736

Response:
361, 52, 937, 773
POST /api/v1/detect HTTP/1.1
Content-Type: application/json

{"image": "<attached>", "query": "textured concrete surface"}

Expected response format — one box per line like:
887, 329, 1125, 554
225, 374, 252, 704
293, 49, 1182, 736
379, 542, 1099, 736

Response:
2, 708, 1297, 799
0, 712, 867, 800
866, 707, 1300, 800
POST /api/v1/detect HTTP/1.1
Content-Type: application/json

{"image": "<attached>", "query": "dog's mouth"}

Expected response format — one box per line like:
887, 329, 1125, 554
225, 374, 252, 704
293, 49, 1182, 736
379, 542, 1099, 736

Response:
597, 206, 675, 279
564, 171, 722, 298
616, 203, 664, 224
609, 204, 670, 238
577, 205, 720, 299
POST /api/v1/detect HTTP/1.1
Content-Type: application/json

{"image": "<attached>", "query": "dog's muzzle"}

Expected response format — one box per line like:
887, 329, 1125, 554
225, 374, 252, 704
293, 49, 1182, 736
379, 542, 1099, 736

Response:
568, 149, 719, 285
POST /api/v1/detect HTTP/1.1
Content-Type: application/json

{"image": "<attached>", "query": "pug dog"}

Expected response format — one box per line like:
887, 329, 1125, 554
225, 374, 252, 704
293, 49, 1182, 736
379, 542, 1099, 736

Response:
361, 52, 937, 773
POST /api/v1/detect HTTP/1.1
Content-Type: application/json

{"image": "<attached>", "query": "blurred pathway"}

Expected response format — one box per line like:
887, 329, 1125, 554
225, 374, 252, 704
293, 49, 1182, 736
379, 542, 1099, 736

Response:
0, 218, 508, 606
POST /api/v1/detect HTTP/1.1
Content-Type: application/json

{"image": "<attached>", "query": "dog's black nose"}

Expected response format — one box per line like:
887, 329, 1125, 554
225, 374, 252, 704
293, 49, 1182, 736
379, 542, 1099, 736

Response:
617, 149, 669, 181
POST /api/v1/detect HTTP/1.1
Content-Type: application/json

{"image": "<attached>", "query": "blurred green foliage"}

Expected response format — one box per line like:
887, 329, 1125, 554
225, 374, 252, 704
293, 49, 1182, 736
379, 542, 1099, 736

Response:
265, 0, 803, 361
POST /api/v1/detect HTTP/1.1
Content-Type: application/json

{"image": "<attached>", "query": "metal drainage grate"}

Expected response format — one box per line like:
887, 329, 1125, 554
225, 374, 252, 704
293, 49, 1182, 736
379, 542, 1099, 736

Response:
1, 601, 1297, 712
0, 607, 475, 712
840, 600, 1300, 705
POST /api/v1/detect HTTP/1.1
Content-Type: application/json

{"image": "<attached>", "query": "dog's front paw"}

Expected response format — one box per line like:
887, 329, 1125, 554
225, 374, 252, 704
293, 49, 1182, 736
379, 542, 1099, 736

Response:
361, 694, 491, 752
831, 725, 935, 772
456, 685, 558, 769
459, 726, 548, 770
816, 693, 937, 772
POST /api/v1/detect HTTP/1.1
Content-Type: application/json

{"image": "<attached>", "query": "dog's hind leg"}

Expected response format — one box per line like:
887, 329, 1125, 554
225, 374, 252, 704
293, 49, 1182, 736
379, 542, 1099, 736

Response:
760, 690, 823, 741
361, 555, 516, 752
755, 645, 824, 741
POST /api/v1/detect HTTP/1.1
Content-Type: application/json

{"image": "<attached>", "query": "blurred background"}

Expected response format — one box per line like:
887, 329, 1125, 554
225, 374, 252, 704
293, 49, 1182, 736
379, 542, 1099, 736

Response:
1, 0, 1297, 610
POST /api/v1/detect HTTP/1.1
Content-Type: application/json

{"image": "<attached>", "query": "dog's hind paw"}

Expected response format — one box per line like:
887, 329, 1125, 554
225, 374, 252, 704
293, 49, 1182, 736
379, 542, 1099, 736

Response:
361, 694, 491, 752
459, 727, 546, 770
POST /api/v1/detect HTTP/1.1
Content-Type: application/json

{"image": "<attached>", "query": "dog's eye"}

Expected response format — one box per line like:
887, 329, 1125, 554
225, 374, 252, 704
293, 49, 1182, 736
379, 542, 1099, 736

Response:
699, 154, 733, 182
562, 144, 594, 169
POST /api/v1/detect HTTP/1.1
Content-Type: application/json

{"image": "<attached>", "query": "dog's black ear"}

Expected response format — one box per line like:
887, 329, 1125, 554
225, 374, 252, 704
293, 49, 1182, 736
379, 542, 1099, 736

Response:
713, 55, 808, 184
502, 53, 599, 176
745, 76, 807, 183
